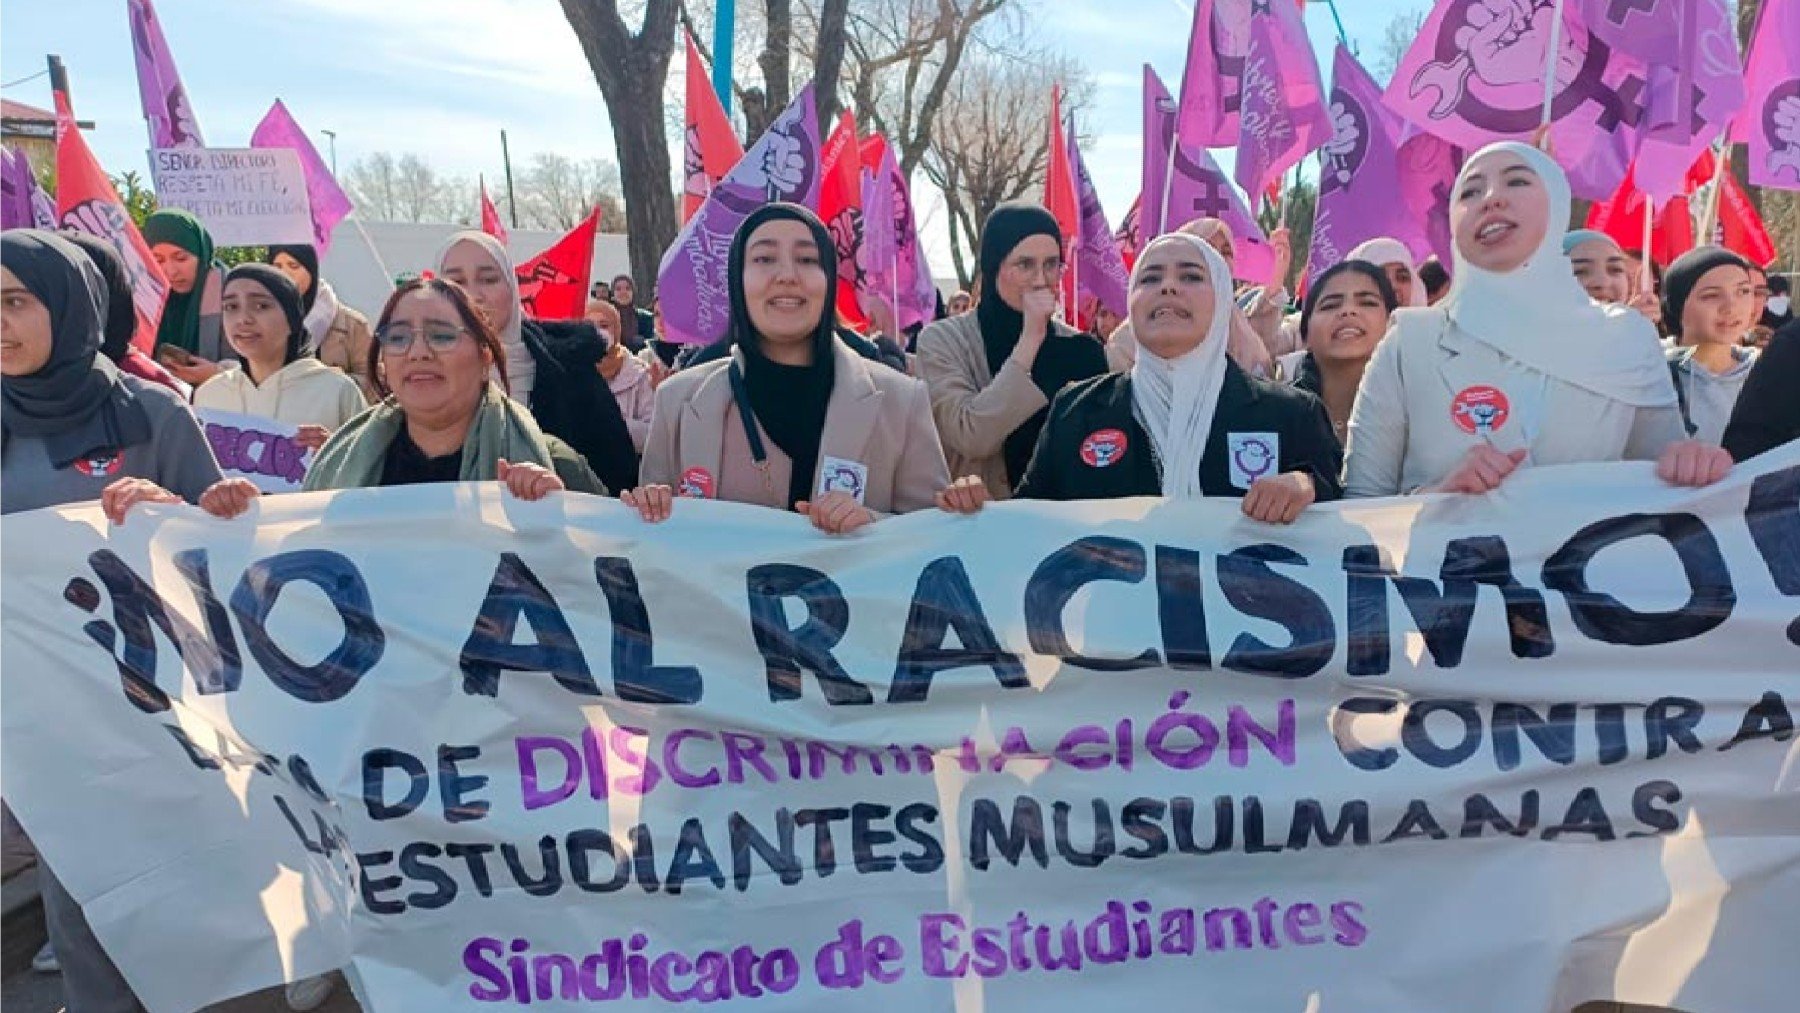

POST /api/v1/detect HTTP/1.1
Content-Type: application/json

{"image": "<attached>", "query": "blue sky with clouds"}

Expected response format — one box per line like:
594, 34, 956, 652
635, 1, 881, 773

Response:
2, 0, 1424, 270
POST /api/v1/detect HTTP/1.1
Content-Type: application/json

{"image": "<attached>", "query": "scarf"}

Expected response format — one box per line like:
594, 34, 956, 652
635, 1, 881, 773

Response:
976, 201, 1107, 485
59, 230, 139, 363
223, 263, 308, 377
1441, 142, 1673, 408
1129, 234, 1235, 498
1, 230, 152, 467
302, 382, 556, 492
727, 203, 839, 509
1347, 237, 1427, 308
301, 280, 343, 354
143, 208, 216, 354
1661, 247, 1752, 340
434, 231, 536, 406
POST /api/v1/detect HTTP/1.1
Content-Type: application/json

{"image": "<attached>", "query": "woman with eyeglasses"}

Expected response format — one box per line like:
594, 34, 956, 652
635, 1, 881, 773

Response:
198, 277, 603, 517
916, 202, 1107, 498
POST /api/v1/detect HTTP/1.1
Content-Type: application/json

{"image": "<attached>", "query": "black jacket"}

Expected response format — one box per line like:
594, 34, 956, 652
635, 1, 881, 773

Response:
1014, 364, 1344, 502
1723, 319, 1800, 461
520, 318, 640, 494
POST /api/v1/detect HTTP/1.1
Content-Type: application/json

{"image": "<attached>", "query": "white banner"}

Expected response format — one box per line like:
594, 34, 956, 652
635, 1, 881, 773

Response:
3, 447, 1798, 1012
149, 147, 314, 246
195, 408, 311, 493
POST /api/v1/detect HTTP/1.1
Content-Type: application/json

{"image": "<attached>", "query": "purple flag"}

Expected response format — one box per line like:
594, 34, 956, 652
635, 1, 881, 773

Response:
1142, 66, 1276, 284
1232, 0, 1332, 202
1308, 46, 1411, 280
1630, 1, 1745, 202
250, 100, 354, 254
1175, 0, 1251, 148
1734, 0, 1800, 189
1395, 125, 1463, 268
1386, 1, 1649, 200
857, 139, 936, 332
1, 147, 56, 231
1068, 127, 1129, 320
127, 0, 203, 149
1576, 0, 1685, 65
660, 84, 821, 345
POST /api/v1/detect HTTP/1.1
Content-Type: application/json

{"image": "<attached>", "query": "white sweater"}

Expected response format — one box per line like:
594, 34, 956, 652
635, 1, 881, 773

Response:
193, 357, 368, 431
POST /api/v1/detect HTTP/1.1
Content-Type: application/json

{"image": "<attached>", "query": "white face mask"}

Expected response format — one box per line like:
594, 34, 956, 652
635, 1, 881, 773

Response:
1769, 295, 1790, 316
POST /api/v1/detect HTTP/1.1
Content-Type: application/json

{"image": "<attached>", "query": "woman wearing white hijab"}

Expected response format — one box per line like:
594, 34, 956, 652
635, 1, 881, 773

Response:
1104, 218, 1280, 375
1347, 237, 1427, 308
1014, 232, 1341, 522
1344, 142, 1732, 497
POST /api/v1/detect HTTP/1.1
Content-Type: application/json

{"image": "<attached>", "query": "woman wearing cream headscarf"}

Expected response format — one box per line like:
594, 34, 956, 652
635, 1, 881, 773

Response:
435, 231, 639, 493
1014, 232, 1340, 521
1347, 237, 1428, 308
1344, 142, 1732, 497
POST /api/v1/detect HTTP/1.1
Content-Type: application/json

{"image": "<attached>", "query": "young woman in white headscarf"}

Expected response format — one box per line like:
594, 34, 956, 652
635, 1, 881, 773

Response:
1013, 232, 1340, 521
435, 231, 639, 494
1343, 142, 1733, 498
1105, 217, 1281, 375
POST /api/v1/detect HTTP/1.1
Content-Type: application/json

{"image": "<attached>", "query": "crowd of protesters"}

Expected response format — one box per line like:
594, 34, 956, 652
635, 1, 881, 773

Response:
2, 137, 1797, 1011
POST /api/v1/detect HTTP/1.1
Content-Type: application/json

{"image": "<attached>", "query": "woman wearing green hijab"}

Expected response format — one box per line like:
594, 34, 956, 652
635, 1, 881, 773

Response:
144, 208, 228, 387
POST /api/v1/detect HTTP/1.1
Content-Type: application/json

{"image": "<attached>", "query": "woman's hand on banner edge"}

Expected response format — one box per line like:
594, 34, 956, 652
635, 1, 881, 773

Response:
101, 478, 182, 526
199, 478, 261, 520
1656, 441, 1733, 488
621, 485, 674, 522
797, 491, 874, 535
1241, 471, 1315, 525
497, 459, 565, 501
935, 476, 991, 515
1429, 446, 1528, 495
294, 425, 332, 451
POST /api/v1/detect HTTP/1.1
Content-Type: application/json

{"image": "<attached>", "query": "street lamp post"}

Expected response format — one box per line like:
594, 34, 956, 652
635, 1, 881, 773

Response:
320, 129, 338, 176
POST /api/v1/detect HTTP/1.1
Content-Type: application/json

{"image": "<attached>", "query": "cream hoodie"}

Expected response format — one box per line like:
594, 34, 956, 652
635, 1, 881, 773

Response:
194, 357, 368, 432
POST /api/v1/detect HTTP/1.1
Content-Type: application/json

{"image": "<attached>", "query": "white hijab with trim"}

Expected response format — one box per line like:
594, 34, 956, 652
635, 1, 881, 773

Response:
434, 231, 536, 406
1348, 237, 1427, 307
1129, 233, 1235, 499
1440, 142, 1673, 409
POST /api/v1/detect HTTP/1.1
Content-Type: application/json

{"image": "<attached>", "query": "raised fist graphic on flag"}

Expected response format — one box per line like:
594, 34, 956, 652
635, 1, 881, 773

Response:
1770, 91, 1800, 182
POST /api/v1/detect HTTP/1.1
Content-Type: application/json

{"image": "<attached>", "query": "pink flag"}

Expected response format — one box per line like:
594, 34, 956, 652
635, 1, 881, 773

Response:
250, 100, 353, 254
1736, 0, 1800, 190
1395, 125, 1463, 268
856, 134, 936, 334
1576, 0, 1686, 65
659, 84, 821, 345
1232, 0, 1331, 203
1142, 65, 1275, 284
1386, 2, 1648, 200
127, 0, 203, 149
1308, 46, 1417, 279
1175, 0, 1251, 148
1068, 127, 1130, 320
1630, 1, 1745, 203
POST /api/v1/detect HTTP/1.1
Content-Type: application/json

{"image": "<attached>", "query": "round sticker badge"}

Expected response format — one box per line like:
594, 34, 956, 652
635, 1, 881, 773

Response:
1451, 386, 1511, 436
73, 451, 124, 478
678, 466, 715, 499
1080, 428, 1129, 468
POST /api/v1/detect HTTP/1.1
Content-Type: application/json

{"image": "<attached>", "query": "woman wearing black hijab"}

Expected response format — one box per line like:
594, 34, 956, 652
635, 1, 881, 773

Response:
1, 229, 224, 1013
267, 242, 377, 399
60, 229, 187, 395
916, 202, 1107, 498
623, 204, 982, 532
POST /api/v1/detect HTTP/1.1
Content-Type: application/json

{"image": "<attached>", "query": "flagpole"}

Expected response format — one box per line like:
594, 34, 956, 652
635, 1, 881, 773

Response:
1320, 0, 1351, 48
1539, 0, 1566, 128
1159, 142, 1179, 235
347, 212, 392, 286
1697, 132, 1731, 245
1640, 197, 1655, 293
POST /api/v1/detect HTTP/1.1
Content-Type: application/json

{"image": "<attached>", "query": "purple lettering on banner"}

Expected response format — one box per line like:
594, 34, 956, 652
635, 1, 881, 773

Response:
516, 737, 581, 811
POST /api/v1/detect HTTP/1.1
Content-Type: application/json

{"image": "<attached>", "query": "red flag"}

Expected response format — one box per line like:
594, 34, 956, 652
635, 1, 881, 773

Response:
53, 82, 167, 354
1586, 157, 1700, 267
1044, 86, 1080, 322
683, 33, 744, 223
515, 208, 599, 321
479, 177, 509, 247
818, 111, 868, 330
1695, 151, 1778, 267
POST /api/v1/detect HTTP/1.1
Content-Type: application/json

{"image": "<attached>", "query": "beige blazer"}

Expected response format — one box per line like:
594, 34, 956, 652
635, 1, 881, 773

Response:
642, 336, 949, 514
914, 312, 1049, 498
316, 304, 377, 402
1344, 308, 1685, 497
